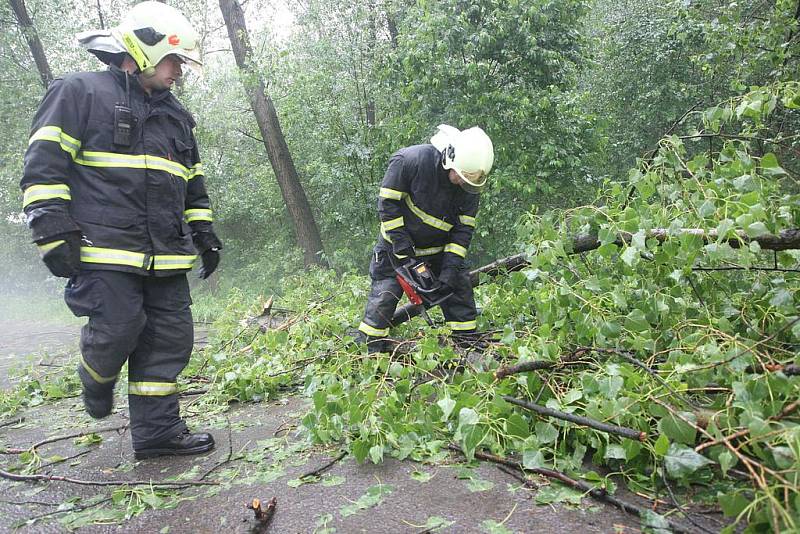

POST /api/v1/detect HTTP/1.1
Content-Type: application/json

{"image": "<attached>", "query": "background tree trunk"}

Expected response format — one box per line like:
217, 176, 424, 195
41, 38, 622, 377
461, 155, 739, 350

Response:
8, 0, 53, 88
218, 0, 326, 266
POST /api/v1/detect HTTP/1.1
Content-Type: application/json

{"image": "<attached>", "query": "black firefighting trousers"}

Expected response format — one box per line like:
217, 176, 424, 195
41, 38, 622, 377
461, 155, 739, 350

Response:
358, 247, 477, 345
64, 270, 192, 449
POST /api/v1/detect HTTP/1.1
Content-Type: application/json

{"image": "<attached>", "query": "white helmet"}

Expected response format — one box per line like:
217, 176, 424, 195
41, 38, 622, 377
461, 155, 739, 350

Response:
78, 2, 202, 75
431, 124, 494, 194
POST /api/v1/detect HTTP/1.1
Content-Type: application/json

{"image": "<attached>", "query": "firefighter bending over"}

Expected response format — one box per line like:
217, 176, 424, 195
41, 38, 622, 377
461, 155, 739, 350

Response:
20, 2, 222, 459
357, 125, 494, 353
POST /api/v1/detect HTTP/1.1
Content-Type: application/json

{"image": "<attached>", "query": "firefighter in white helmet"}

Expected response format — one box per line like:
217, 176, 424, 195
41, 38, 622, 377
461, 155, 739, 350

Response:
20, 2, 220, 459
357, 124, 494, 353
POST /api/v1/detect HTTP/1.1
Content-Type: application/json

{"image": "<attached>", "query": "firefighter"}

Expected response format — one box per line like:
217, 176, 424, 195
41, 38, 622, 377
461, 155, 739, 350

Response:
357, 124, 494, 353
20, 2, 222, 459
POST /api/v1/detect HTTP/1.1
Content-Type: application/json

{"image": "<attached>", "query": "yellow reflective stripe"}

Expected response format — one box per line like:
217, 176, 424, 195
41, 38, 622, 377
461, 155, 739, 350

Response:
80, 354, 117, 384
448, 320, 477, 331
379, 187, 405, 200
459, 215, 476, 227
404, 197, 453, 232
184, 208, 213, 223
381, 216, 404, 231
188, 163, 204, 180
415, 246, 444, 256
29, 126, 81, 158
22, 184, 71, 207
74, 151, 191, 181
358, 322, 389, 337
37, 239, 65, 255
80, 246, 146, 268
444, 243, 467, 258
129, 381, 177, 396
153, 255, 197, 270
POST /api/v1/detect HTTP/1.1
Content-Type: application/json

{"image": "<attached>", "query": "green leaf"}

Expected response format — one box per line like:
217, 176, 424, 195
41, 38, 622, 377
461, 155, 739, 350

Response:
535, 422, 558, 444
624, 309, 649, 333
718, 492, 749, 517
621, 246, 639, 267
745, 222, 769, 238
760, 153, 786, 176
466, 477, 495, 492
458, 408, 480, 427
654, 434, 669, 456
664, 444, 713, 479
480, 520, 513, 534
411, 470, 433, 483
419, 516, 455, 531
369, 444, 383, 464
604, 444, 627, 460
322, 475, 346, 487
657, 412, 697, 445
535, 484, 583, 505
437, 398, 456, 421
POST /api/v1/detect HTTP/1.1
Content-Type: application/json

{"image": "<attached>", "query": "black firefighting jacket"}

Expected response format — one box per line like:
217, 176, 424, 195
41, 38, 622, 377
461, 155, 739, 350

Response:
377, 144, 478, 272
20, 66, 218, 275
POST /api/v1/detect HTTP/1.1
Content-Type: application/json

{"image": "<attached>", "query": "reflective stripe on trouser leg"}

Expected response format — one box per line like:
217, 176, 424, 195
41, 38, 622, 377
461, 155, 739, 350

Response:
64, 271, 146, 397
128, 275, 193, 449
439, 268, 478, 332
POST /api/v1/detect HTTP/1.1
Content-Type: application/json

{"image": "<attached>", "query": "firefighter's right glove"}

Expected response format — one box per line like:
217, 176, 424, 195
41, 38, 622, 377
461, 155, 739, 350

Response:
38, 232, 82, 278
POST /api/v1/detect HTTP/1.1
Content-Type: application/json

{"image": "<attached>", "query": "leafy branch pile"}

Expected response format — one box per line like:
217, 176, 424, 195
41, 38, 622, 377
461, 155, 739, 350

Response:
190, 83, 800, 533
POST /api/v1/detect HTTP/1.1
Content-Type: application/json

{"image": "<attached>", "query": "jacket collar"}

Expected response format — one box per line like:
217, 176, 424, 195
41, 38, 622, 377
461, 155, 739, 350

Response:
106, 65, 172, 104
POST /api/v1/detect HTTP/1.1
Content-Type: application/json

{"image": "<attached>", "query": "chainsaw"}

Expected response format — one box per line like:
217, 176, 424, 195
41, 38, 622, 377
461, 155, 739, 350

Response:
392, 258, 453, 326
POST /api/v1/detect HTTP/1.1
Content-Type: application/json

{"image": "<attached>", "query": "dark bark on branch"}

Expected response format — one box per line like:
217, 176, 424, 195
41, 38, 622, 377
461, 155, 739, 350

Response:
745, 363, 800, 376
390, 228, 800, 326
8, 0, 52, 88
448, 446, 694, 534
219, 0, 325, 266
0, 425, 128, 454
503, 395, 647, 442
0, 469, 218, 487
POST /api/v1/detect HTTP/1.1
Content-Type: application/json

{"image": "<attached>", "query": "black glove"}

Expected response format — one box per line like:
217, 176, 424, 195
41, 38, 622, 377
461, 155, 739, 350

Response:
192, 229, 223, 279
198, 249, 220, 279
39, 231, 81, 278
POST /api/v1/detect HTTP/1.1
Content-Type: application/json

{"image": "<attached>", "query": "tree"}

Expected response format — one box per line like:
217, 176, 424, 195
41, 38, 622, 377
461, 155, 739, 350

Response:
218, 0, 326, 267
8, 0, 52, 88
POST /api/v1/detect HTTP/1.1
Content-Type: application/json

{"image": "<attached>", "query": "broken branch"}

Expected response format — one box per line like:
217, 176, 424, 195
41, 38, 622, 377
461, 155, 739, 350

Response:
502, 395, 647, 442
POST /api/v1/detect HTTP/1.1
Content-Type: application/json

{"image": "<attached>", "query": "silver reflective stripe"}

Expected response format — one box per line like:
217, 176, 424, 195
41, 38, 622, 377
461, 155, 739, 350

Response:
381, 216, 404, 231
153, 255, 197, 270
448, 320, 477, 331
74, 151, 191, 181
80, 246, 146, 268
184, 208, 213, 222
188, 163, 204, 180
444, 243, 467, 258
29, 126, 81, 158
404, 197, 453, 232
459, 215, 476, 227
358, 321, 389, 337
80, 354, 117, 384
379, 187, 405, 200
415, 246, 444, 256
22, 184, 71, 208
129, 382, 177, 396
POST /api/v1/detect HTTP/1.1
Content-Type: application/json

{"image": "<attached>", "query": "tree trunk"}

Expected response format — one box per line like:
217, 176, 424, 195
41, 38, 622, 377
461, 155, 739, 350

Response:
8, 0, 53, 88
218, 0, 326, 266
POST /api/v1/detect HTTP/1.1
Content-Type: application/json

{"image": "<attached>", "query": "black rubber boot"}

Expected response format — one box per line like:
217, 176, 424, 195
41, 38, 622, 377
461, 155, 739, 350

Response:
133, 429, 215, 460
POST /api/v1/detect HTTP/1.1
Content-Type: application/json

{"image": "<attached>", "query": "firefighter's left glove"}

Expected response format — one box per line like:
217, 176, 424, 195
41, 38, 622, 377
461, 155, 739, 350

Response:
199, 249, 220, 279
192, 230, 223, 279
38, 232, 82, 278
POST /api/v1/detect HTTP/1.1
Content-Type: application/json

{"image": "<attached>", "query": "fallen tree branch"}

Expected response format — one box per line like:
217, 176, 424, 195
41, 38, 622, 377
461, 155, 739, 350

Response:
299, 451, 347, 480
0, 425, 129, 455
0, 468, 218, 487
695, 398, 800, 453
390, 228, 800, 327
502, 395, 647, 442
447, 445, 694, 534
744, 363, 800, 376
